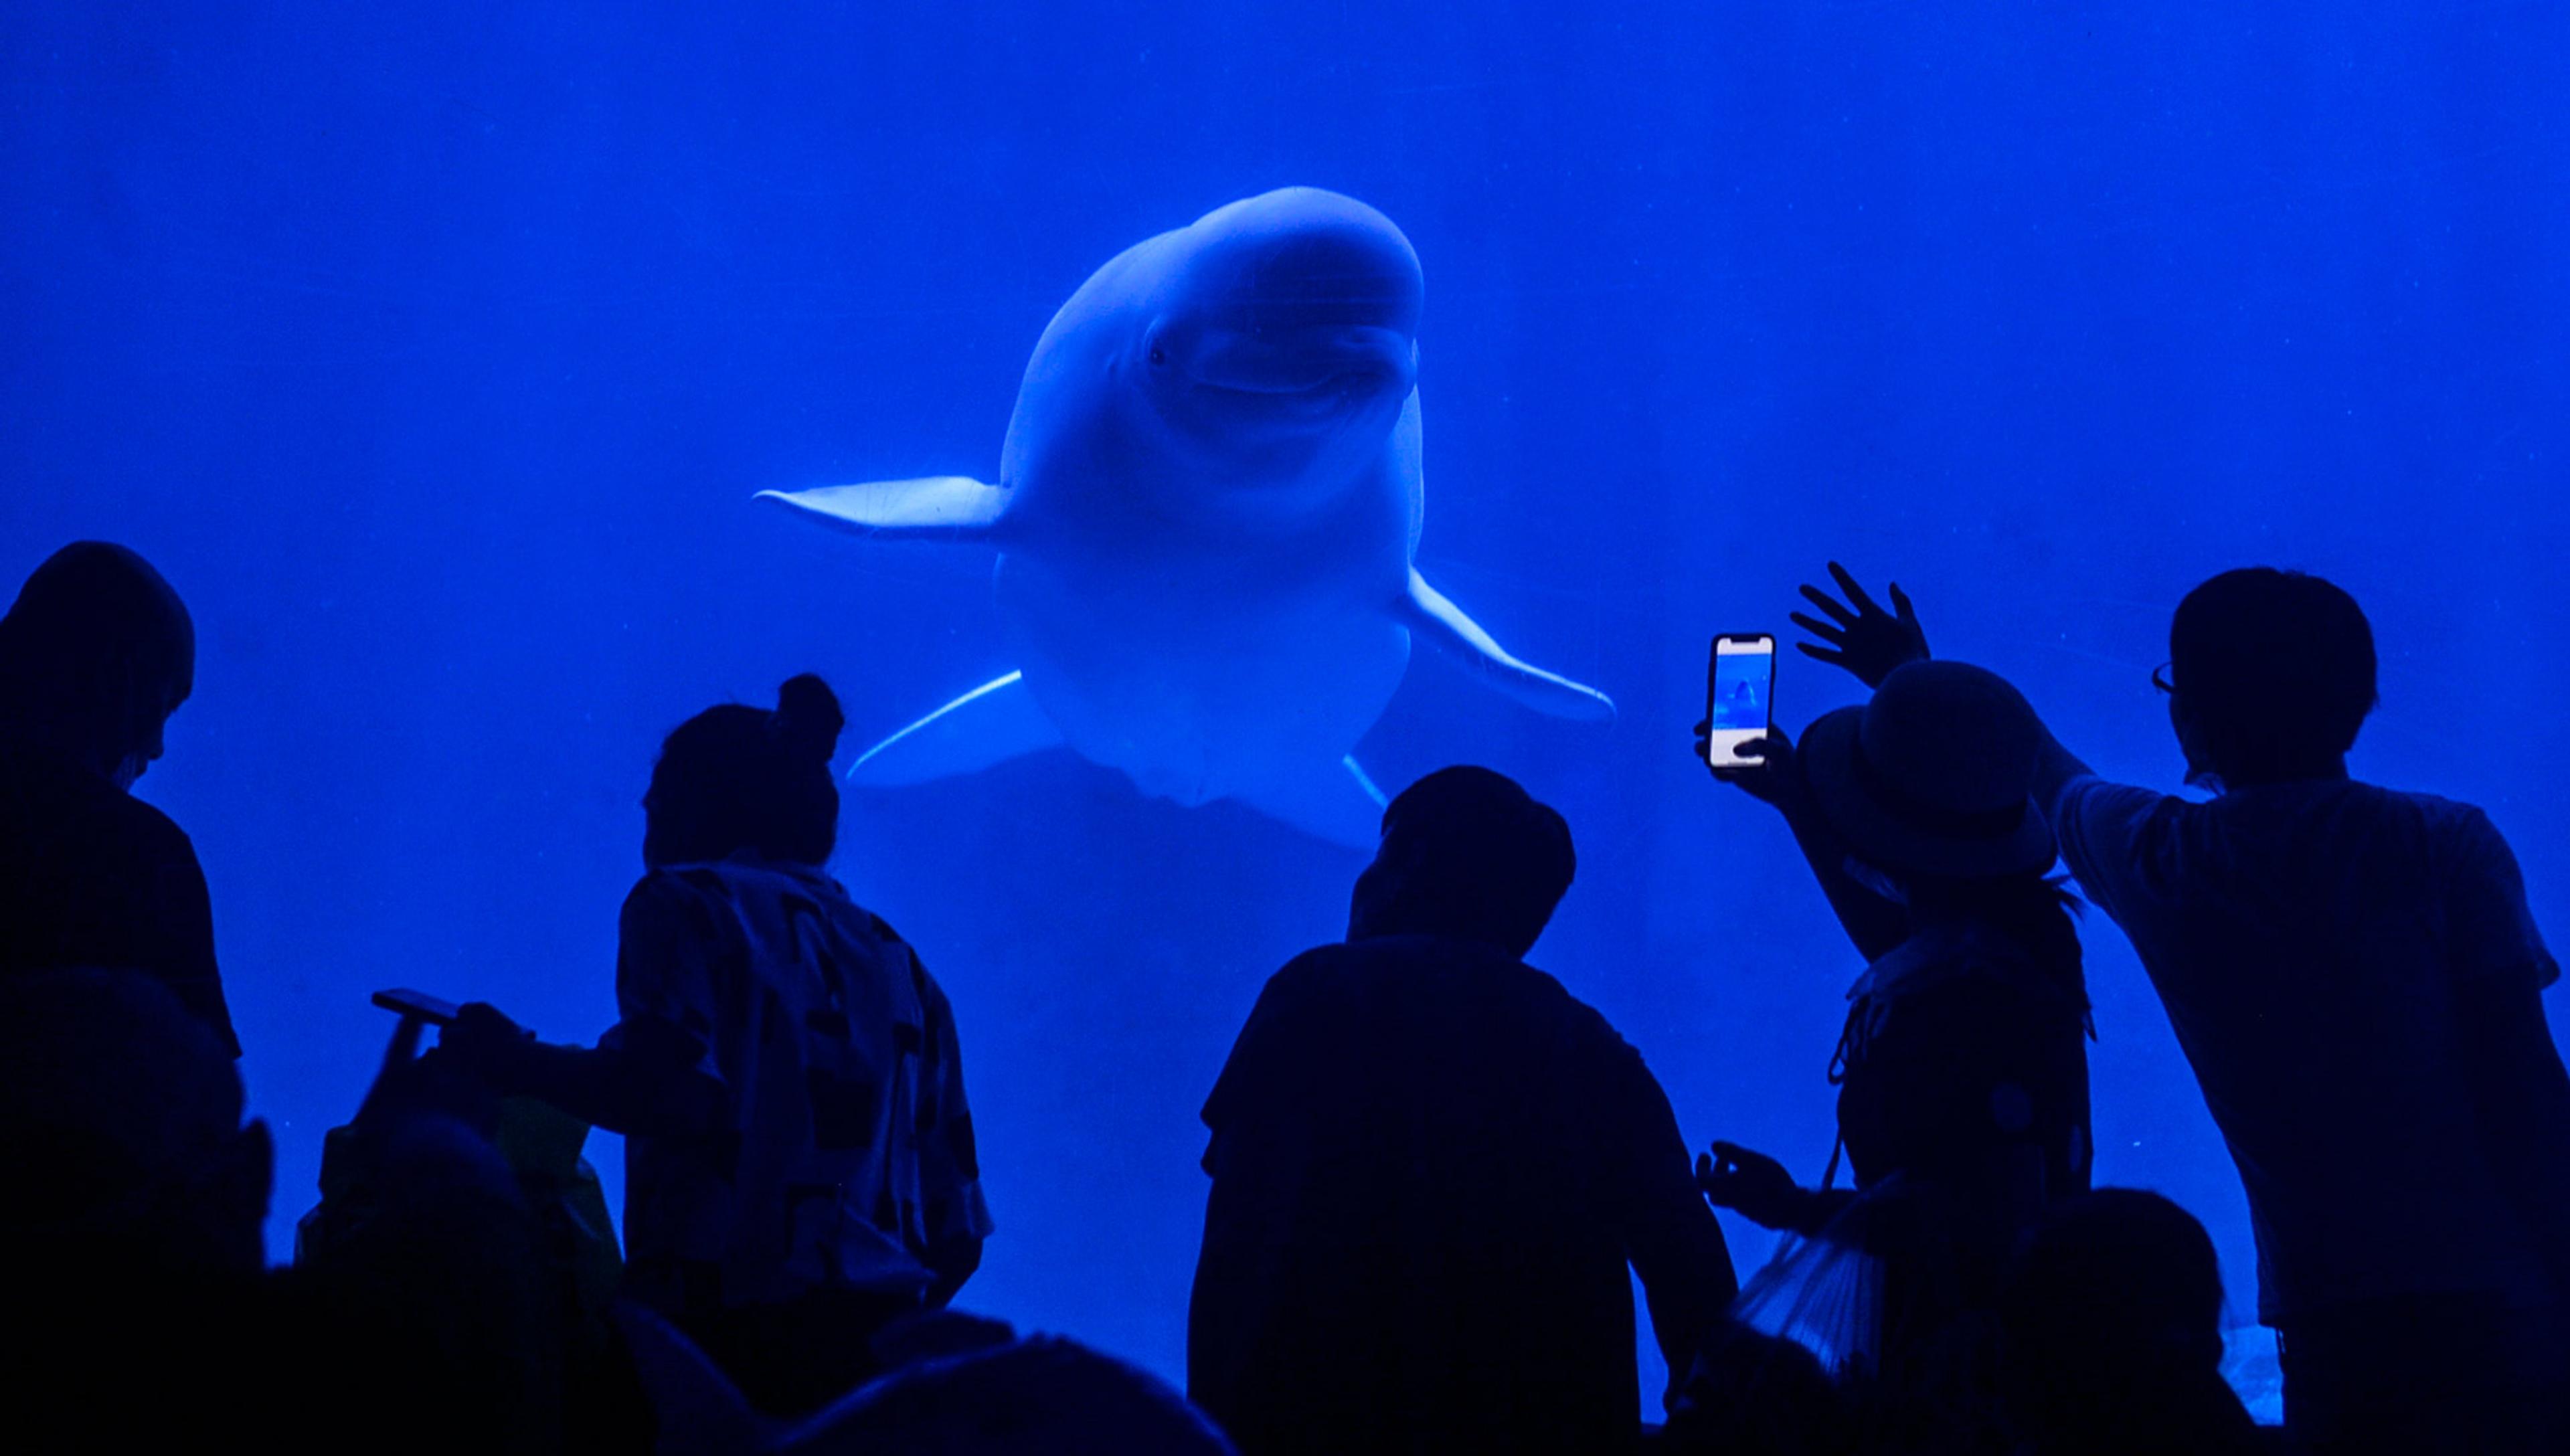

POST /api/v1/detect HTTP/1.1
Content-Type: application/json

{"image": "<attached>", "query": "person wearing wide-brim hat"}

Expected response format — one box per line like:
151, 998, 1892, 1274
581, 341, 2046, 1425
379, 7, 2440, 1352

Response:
1689, 573, 2093, 1291
1794, 660, 2061, 884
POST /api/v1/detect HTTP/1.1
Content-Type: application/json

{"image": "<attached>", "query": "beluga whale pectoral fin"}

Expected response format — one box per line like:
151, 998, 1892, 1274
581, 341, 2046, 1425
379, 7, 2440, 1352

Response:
1231, 756, 1391, 849
1399, 569, 1617, 721
847, 670, 1063, 787
756, 476, 1013, 540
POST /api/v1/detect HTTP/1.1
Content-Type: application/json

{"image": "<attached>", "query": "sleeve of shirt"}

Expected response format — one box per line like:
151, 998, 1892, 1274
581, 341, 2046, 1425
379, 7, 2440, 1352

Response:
606, 873, 727, 1086
910, 948, 996, 1247
2042, 774, 2172, 923
2444, 808, 2559, 991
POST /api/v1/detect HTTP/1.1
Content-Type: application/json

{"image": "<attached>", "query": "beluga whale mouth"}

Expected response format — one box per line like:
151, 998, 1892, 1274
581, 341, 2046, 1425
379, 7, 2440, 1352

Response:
1144, 187, 1426, 428
1181, 324, 1418, 400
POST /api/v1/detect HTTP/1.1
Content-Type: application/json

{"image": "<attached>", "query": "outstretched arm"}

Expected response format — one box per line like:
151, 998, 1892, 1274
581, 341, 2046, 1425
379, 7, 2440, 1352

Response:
443, 1005, 724, 1140
1695, 1142, 1853, 1237
2030, 733, 2097, 814
1701, 560, 1942, 961
1698, 729, 1911, 962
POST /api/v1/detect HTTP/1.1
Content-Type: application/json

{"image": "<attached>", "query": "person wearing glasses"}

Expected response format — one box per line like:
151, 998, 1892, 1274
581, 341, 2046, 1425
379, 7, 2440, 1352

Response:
1796, 564, 2570, 1456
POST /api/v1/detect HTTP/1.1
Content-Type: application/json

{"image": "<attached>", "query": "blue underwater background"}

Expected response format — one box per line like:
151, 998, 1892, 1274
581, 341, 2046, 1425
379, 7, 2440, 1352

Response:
7, 0, 2567, 1413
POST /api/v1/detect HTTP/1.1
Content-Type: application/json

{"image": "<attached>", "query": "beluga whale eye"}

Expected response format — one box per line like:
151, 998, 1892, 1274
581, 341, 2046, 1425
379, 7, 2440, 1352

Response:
1147, 343, 1168, 366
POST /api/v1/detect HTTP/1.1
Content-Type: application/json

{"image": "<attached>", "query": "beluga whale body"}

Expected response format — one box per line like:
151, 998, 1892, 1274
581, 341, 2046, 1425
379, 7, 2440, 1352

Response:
759, 187, 1613, 845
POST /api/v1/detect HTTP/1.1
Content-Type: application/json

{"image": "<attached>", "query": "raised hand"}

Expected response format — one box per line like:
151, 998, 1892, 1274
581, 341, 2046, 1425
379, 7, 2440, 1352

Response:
1790, 562, 1929, 689
1692, 725, 1804, 813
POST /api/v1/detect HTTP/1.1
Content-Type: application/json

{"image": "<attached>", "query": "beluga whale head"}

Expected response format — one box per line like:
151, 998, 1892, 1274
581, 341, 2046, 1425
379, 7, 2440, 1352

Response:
1118, 187, 1424, 505
760, 185, 1615, 846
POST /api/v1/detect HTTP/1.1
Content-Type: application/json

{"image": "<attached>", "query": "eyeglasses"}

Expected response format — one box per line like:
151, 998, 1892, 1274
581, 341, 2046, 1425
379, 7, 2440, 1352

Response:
2151, 662, 2175, 695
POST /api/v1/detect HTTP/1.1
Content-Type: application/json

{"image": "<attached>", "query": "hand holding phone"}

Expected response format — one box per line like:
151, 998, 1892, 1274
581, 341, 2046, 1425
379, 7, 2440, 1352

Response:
1705, 732, 1800, 813
355, 988, 501, 1136
371, 987, 462, 1027
1702, 633, 1776, 769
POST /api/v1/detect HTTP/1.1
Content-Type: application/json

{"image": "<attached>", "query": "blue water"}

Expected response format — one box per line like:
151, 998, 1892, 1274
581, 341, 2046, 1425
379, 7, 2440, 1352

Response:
7, 1, 2564, 1408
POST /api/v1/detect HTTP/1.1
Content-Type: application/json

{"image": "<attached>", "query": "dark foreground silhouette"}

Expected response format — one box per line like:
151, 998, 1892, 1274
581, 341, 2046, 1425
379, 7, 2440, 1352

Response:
1189, 766, 1736, 1455
7, 535, 2565, 1453
1790, 561, 2570, 1454
0, 542, 236, 1051
0, 968, 562, 1451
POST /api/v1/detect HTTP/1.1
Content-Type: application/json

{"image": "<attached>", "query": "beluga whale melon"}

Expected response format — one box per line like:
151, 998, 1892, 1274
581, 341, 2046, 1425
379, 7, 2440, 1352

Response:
759, 187, 1613, 846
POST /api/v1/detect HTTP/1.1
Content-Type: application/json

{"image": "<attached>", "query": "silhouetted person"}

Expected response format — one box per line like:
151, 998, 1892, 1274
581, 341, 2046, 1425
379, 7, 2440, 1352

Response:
1805, 564, 2570, 1453
0, 970, 556, 1452
1996, 1189, 2264, 1456
0, 542, 236, 1053
1187, 766, 1735, 1455
1693, 654, 2091, 1292
446, 674, 991, 1417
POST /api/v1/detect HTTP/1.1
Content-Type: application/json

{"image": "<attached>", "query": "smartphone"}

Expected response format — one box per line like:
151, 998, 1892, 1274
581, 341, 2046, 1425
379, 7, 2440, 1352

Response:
1704, 633, 1777, 769
371, 987, 462, 1027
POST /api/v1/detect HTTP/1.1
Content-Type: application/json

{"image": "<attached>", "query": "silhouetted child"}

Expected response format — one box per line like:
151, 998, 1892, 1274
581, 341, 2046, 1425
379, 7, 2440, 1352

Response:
1810, 564, 2569, 1453
446, 674, 991, 1417
1996, 1189, 2265, 1455
0, 542, 236, 1053
1188, 766, 1735, 1455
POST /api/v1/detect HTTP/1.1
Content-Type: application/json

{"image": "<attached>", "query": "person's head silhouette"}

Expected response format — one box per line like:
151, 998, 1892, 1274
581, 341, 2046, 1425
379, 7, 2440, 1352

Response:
643, 674, 847, 869
2162, 568, 2375, 789
1347, 765, 1575, 958
0, 543, 195, 787
1998, 1188, 2239, 1444
2001, 1188, 2225, 1370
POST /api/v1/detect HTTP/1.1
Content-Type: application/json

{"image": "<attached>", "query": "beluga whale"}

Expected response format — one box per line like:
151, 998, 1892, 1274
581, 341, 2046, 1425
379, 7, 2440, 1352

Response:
758, 187, 1613, 845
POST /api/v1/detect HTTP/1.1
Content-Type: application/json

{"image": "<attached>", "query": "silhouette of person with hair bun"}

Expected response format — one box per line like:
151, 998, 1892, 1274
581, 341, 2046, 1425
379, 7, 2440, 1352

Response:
446, 674, 991, 1416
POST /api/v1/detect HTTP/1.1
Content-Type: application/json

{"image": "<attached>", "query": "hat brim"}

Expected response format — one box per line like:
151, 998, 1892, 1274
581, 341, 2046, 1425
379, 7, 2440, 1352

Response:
1798, 706, 2057, 880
